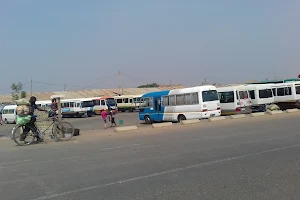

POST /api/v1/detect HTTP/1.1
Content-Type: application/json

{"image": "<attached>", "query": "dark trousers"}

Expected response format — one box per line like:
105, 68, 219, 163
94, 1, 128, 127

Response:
111, 117, 116, 126
23, 117, 38, 134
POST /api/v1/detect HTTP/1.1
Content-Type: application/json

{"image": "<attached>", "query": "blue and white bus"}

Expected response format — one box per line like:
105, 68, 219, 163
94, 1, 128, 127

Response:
139, 85, 221, 124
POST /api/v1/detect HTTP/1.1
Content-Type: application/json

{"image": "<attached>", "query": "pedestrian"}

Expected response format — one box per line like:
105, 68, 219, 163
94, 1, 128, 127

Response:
109, 109, 117, 127
101, 109, 108, 129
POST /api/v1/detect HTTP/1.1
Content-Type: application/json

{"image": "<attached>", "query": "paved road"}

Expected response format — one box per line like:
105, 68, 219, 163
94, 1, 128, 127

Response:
1, 113, 300, 199
0, 112, 142, 138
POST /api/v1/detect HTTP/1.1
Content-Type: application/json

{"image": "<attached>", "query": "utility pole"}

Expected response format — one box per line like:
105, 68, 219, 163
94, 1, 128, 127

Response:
118, 70, 123, 95
30, 76, 33, 97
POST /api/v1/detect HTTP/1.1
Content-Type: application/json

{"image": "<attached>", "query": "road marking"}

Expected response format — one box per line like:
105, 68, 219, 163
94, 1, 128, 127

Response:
0, 159, 32, 166
0, 144, 144, 167
31, 143, 300, 200
1, 134, 296, 185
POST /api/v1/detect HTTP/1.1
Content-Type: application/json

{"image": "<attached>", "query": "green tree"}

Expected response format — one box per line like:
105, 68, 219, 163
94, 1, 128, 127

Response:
137, 83, 160, 88
11, 82, 27, 100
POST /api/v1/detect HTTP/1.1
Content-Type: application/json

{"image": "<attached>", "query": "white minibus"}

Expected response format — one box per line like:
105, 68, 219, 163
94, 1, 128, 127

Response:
245, 84, 274, 112
2, 105, 17, 124
217, 85, 252, 115
270, 82, 300, 109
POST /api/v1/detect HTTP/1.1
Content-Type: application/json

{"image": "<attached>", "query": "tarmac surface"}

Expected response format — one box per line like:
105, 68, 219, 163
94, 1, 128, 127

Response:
1, 112, 300, 199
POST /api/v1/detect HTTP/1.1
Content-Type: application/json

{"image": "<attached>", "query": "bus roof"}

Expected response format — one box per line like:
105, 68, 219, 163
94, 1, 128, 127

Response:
3, 105, 17, 109
246, 78, 300, 84
216, 85, 247, 91
142, 90, 170, 98
114, 94, 143, 98
93, 96, 113, 100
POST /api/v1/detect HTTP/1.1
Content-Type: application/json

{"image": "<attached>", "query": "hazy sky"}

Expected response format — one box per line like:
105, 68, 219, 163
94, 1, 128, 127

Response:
1, 0, 300, 93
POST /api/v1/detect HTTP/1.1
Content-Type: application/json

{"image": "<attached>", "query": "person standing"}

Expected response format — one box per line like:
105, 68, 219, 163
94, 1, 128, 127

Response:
109, 109, 117, 127
101, 109, 108, 129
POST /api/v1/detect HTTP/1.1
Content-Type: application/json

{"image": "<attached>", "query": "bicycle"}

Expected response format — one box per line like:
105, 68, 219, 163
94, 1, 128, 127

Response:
12, 113, 75, 146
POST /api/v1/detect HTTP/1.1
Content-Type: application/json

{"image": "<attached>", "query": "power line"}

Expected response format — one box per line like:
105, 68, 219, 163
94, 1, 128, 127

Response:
0, 81, 30, 92
32, 81, 81, 88
81, 73, 118, 89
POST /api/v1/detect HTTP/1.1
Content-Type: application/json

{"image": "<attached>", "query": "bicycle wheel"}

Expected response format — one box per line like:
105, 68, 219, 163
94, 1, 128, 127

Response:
12, 125, 35, 146
52, 121, 74, 141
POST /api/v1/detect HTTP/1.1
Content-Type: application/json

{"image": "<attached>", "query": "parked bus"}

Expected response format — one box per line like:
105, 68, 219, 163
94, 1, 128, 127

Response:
93, 96, 117, 114
139, 86, 221, 124
114, 94, 142, 112
60, 99, 87, 118
245, 84, 274, 112
270, 82, 300, 110
217, 85, 252, 115
36, 100, 51, 109
65, 98, 95, 117
2, 105, 17, 124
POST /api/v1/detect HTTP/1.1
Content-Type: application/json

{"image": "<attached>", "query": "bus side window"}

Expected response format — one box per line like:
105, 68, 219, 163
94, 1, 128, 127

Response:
101, 100, 105, 105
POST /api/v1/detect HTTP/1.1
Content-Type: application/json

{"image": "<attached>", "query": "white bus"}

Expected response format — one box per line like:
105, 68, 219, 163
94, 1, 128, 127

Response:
93, 96, 117, 114
139, 85, 221, 123
245, 84, 274, 112
63, 98, 95, 117
114, 94, 143, 112
36, 100, 51, 109
217, 85, 252, 115
270, 82, 300, 110
2, 105, 17, 124
60, 99, 87, 118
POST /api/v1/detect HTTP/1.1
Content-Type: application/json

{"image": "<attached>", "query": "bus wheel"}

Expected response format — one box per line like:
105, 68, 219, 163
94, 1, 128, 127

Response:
4, 119, 8, 124
144, 115, 152, 124
178, 115, 186, 122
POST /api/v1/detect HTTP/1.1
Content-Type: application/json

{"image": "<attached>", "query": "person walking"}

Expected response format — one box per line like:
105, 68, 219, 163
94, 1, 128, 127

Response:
101, 109, 108, 129
109, 109, 117, 127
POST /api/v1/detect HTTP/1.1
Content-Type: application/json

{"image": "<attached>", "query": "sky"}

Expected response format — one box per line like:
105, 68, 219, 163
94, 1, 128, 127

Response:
0, 0, 300, 94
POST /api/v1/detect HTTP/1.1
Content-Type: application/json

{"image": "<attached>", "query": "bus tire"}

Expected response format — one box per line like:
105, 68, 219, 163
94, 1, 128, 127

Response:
178, 114, 186, 122
76, 113, 81, 118
144, 115, 152, 124
4, 119, 8, 124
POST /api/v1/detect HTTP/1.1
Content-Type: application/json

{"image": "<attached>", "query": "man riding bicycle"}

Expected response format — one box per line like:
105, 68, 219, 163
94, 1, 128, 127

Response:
19, 96, 48, 141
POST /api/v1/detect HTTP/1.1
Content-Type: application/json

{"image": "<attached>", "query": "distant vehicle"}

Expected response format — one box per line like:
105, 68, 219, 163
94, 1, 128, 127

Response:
245, 84, 274, 112
63, 98, 95, 117
269, 82, 300, 110
2, 105, 17, 124
93, 96, 117, 114
60, 99, 87, 118
36, 100, 51, 109
114, 94, 142, 112
139, 85, 221, 124
217, 85, 252, 115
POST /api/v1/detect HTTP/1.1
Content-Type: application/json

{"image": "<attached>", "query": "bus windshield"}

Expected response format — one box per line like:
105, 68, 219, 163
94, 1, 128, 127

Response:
106, 98, 116, 106
202, 90, 219, 102
140, 97, 152, 108
82, 101, 94, 108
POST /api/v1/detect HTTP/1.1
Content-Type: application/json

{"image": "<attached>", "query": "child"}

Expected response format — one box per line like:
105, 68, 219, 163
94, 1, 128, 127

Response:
109, 109, 117, 127
101, 109, 108, 129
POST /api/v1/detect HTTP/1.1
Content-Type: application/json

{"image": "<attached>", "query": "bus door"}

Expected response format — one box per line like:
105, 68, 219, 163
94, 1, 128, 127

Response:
154, 98, 163, 121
